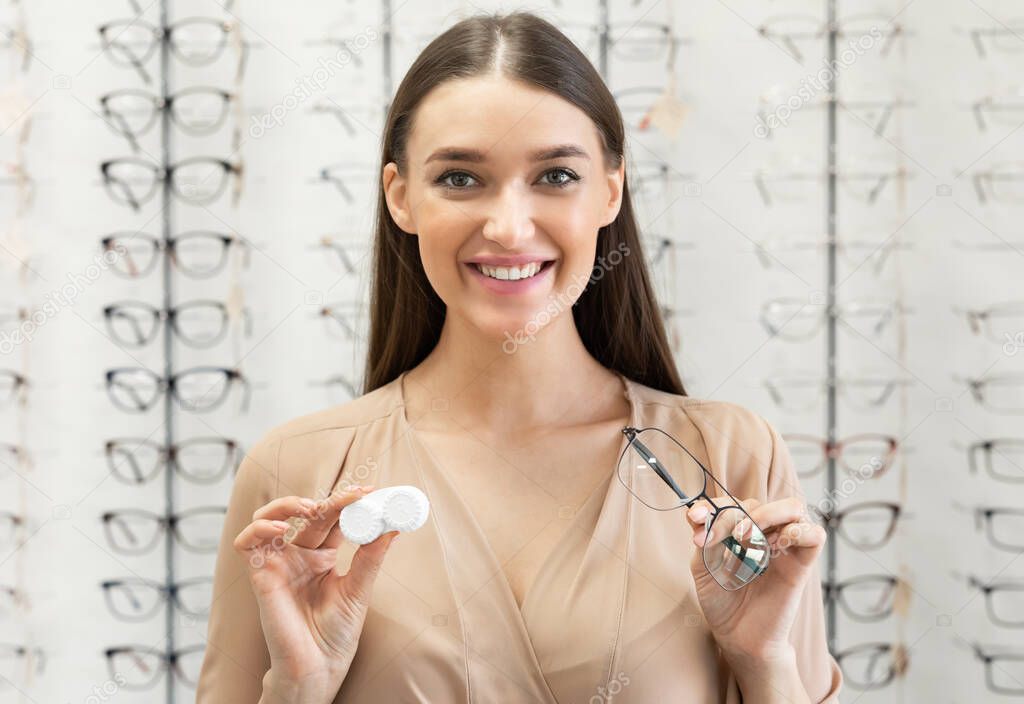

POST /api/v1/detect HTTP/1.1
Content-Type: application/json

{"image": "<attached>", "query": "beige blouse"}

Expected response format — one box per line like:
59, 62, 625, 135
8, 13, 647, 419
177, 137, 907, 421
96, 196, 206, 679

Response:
196, 370, 842, 702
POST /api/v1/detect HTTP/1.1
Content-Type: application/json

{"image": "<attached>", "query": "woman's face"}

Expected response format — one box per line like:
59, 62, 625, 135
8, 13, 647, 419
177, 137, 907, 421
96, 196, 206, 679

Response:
383, 74, 624, 344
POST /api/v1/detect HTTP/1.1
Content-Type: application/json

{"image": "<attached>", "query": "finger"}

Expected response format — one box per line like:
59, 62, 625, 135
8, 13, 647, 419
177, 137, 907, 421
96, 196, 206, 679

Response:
233, 519, 292, 552
289, 485, 376, 549
769, 520, 827, 552
339, 529, 400, 604
252, 496, 322, 522
321, 523, 344, 550
747, 496, 809, 534
685, 498, 761, 535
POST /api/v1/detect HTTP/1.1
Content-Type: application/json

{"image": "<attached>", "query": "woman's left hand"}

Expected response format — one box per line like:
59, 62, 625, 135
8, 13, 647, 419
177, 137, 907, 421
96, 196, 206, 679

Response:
684, 495, 826, 665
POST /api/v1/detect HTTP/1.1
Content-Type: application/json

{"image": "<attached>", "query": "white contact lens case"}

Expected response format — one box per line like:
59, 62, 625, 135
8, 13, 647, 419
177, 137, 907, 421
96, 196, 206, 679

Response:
339, 485, 430, 545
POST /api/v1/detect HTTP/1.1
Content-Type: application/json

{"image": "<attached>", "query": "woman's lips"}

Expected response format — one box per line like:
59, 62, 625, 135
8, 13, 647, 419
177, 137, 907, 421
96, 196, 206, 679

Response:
465, 260, 555, 296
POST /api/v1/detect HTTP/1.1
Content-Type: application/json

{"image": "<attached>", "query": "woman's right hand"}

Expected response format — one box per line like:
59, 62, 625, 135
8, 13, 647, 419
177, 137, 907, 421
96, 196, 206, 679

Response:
233, 485, 399, 703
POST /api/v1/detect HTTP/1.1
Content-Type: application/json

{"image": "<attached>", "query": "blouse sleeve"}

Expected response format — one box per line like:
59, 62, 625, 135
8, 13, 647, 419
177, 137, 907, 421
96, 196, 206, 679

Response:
762, 416, 844, 703
195, 431, 279, 703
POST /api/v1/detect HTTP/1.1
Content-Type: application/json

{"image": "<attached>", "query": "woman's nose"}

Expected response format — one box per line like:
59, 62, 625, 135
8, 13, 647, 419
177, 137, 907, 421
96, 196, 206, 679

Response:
481, 183, 536, 247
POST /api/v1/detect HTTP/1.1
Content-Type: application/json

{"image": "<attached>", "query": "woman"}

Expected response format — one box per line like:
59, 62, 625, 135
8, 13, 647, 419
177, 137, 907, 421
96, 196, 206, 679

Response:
197, 11, 841, 703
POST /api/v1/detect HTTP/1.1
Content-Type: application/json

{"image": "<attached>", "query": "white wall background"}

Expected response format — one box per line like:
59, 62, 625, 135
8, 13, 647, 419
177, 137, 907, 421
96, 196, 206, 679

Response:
2, 0, 1022, 701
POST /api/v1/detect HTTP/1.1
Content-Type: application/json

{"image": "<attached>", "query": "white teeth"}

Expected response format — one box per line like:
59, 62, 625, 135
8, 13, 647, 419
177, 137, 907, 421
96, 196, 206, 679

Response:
474, 262, 544, 281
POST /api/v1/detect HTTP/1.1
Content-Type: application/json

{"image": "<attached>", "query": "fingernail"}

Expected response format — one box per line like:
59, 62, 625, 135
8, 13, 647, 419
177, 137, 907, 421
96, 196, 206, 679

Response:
272, 520, 291, 530
359, 485, 375, 494
299, 498, 317, 510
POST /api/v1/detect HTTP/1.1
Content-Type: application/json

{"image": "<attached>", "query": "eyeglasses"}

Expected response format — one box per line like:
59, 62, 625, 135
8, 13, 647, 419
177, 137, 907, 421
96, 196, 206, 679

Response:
973, 161, 1024, 204
100, 87, 238, 152
783, 433, 898, 479
312, 235, 371, 276
764, 373, 910, 412
813, 501, 902, 550
0, 3, 31, 73
753, 163, 912, 206
0, 512, 23, 547
956, 300, 1024, 344
100, 156, 243, 210
105, 437, 240, 485
757, 13, 905, 64
822, 574, 907, 622
104, 644, 204, 690
629, 159, 699, 202
752, 237, 911, 277
0, 370, 28, 408
957, 573, 1024, 628
968, 439, 1024, 483
309, 100, 385, 138
760, 298, 907, 341
98, 17, 247, 84
105, 367, 251, 414
101, 507, 226, 555
0, 643, 45, 685
972, 88, 1024, 131
958, 639, 1024, 695
561, 21, 686, 66
757, 89, 911, 140
318, 302, 369, 342
103, 299, 251, 348
310, 162, 376, 204
834, 641, 908, 690
0, 584, 29, 617
967, 20, 1024, 58
0, 443, 31, 472
969, 505, 1024, 552
101, 231, 250, 279
957, 373, 1024, 414
311, 374, 360, 404
618, 426, 770, 590
101, 577, 213, 622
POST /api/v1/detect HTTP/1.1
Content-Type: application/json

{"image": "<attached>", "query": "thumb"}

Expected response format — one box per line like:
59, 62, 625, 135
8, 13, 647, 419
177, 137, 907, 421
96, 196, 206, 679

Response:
338, 530, 400, 604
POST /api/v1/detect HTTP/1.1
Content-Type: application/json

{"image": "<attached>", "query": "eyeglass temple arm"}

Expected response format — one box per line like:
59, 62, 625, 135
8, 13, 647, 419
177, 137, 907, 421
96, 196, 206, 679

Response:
622, 428, 692, 502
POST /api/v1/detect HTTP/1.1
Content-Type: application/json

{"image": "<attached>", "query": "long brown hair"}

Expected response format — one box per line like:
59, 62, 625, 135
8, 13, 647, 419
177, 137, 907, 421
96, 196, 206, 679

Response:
364, 11, 686, 397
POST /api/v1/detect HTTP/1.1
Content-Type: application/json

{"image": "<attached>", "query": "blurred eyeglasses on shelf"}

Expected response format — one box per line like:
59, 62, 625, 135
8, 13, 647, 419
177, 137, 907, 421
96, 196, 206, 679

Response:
318, 301, 369, 342
101, 507, 226, 555
100, 87, 239, 153
783, 433, 899, 479
103, 299, 251, 349
101, 231, 250, 279
0, 2, 31, 73
0, 370, 28, 409
0, 511, 25, 547
101, 577, 213, 622
310, 162, 376, 204
812, 501, 903, 550
757, 13, 906, 64
629, 158, 699, 201
955, 502, 1024, 552
754, 162, 912, 206
311, 373, 361, 404
956, 373, 1024, 414
0, 584, 29, 617
956, 638, 1024, 695
1, 159, 34, 215
756, 87, 910, 140
0, 644, 45, 686
954, 572, 1024, 628
104, 644, 204, 690
100, 156, 244, 210
0, 442, 31, 474
834, 641, 908, 690
105, 437, 240, 485
764, 372, 911, 412
563, 21, 688, 66
822, 574, 908, 623
618, 426, 770, 590
965, 438, 1024, 483
955, 300, 1024, 347
309, 99, 385, 138
972, 161, 1024, 204
971, 87, 1024, 131
760, 297, 908, 341
613, 87, 692, 136
312, 235, 371, 277
966, 19, 1024, 58
752, 236, 911, 277
105, 366, 251, 414
643, 235, 694, 270
98, 17, 248, 84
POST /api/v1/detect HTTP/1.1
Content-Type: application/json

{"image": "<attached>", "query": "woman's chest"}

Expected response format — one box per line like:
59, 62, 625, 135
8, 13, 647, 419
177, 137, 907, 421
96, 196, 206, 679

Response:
413, 419, 627, 606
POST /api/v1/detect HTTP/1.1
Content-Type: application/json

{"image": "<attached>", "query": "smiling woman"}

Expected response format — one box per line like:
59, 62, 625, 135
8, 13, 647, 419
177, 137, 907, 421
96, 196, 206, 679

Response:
196, 10, 841, 704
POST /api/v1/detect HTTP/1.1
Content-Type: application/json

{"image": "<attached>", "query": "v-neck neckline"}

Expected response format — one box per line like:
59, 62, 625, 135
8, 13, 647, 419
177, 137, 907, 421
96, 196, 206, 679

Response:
396, 368, 640, 614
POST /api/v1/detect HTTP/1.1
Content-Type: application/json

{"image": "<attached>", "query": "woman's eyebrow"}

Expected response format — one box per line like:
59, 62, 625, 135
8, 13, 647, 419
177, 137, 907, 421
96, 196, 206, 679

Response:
424, 143, 591, 165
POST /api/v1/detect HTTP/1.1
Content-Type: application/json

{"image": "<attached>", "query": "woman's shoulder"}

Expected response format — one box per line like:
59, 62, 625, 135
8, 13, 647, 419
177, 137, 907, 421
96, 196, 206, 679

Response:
627, 376, 785, 491
235, 375, 406, 496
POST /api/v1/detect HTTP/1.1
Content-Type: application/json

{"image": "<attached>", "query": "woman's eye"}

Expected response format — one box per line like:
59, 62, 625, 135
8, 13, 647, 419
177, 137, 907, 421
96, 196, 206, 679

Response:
436, 171, 477, 189
541, 168, 579, 188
